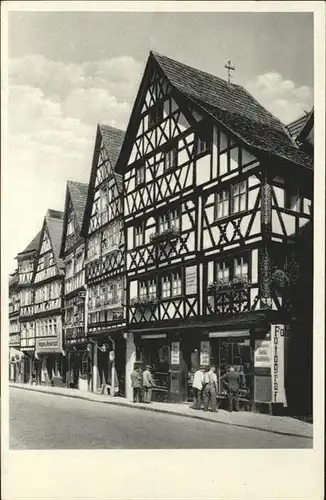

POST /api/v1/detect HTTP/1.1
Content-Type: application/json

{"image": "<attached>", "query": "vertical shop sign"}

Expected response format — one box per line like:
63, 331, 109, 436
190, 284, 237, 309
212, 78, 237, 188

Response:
171, 342, 180, 365
271, 325, 287, 406
200, 340, 210, 366
254, 339, 272, 368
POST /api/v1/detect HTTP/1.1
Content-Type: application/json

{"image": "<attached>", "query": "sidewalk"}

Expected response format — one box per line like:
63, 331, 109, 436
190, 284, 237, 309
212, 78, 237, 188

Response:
10, 382, 313, 440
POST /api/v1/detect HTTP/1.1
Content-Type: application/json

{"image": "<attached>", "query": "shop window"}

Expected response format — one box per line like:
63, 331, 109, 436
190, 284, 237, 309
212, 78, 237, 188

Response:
135, 163, 145, 186
215, 189, 229, 220
217, 338, 253, 396
164, 147, 178, 171
232, 181, 247, 214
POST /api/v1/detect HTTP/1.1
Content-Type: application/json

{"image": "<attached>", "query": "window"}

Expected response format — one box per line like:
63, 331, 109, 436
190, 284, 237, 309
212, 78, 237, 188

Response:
139, 281, 147, 299
67, 214, 74, 236
170, 209, 180, 230
172, 272, 182, 296
159, 208, 180, 233
66, 260, 73, 278
135, 223, 144, 247
148, 278, 157, 298
135, 164, 145, 186
285, 185, 301, 211
234, 256, 248, 280
197, 136, 211, 155
164, 147, 178, 171
215, 254, 249, 284
161, 276, 171, 298
138, 278, 157, 299
87, 235, 100, 261
217, 261, 230, 281
159, 213, 169, 233
75, 253, 84, 274
232, 181, 247, 214
215, 190, 229, 219
148, 103, 163, 128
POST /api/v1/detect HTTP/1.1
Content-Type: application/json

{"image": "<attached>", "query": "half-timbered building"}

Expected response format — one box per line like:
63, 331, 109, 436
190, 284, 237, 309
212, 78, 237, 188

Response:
115, 52, 313, 409
15, 230, 42, 382
60, 180, 89, 390
9, 271, 21, 382
81, 124, 126, 395
33, 209, 66, 386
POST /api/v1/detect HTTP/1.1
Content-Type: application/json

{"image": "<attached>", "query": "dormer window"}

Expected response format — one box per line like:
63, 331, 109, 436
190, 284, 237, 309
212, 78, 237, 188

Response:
148, 102, 164, 128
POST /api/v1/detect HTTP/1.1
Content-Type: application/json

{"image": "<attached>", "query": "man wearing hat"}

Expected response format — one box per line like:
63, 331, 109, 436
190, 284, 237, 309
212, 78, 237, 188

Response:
142, 365, 155, 403
221, 366, 241, 412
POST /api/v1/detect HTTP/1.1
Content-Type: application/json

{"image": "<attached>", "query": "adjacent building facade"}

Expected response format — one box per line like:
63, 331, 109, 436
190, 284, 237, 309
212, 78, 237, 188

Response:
81, 124, 126, 396
33, 209, 66, 386
115, 52, 313, 409
60, 181, 89, 391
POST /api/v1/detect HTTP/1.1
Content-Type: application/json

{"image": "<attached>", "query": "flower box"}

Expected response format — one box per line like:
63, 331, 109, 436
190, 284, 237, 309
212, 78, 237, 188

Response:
150, 227, 180, 244
130, 296, 158, 308
207, 277, 249, 294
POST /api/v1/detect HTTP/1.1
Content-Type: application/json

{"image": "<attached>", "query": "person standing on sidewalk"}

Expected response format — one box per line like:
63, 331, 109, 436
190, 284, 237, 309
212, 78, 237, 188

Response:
130, 366, 142, 403
221, 366, 241, 412
203, 365, 218, 412
192, 366, 205, 409
142, 365, 154, 403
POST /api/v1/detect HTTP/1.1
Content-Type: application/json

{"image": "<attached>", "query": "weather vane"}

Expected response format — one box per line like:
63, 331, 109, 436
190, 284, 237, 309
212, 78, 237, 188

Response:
225, 60, 235, 84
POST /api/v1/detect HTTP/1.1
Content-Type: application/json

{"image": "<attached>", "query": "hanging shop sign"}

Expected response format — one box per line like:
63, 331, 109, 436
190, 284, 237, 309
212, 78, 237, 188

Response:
171, 341, 180, 365
36, 336, 62, 354
254, 339, 272, 368
271, 324, 288, 406
185, 266, 197, 295
200, 340, 210, 366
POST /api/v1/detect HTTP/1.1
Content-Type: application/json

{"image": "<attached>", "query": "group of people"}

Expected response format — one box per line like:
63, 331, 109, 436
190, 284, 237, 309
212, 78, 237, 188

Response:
130, 365, 155, 403
192, 365, 244, 412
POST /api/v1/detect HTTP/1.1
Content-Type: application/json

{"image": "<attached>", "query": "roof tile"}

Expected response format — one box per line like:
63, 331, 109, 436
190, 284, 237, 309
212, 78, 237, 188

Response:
151, 52, 313, 169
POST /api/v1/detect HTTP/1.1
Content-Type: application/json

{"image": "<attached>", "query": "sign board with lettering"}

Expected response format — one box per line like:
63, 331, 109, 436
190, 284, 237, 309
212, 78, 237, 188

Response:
271, 325, 287, 406
185, 266, 197, 295
36, 335, 62, 354
171, 342, 180, 365
254, 339, 272, 368
200, 340, 210, 366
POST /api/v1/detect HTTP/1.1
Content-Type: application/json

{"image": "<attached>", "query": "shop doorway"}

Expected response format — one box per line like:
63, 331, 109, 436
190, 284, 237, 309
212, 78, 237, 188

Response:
181, 337, 200, 402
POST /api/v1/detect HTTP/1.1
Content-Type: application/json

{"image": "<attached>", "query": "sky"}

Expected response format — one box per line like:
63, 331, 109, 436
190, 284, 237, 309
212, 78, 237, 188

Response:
4, 10, 313, 275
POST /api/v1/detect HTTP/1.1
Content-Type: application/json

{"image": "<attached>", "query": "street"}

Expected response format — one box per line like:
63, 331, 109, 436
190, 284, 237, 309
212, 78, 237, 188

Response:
10, 387, 311, 449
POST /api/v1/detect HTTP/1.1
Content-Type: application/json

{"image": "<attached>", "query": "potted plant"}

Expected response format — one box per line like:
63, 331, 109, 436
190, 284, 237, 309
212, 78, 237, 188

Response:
130, 296, 158, 309
150, 227, 180, 244
271, 269, 290, 289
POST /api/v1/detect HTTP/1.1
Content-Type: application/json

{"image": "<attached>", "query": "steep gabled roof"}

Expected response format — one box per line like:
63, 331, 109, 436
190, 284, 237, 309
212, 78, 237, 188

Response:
297, 108, 314, 145
81, 124, 125, 236
59, 180, 88, 257
9, 270, 18, 288
44, 210, 65, 269
17, 230, 42, 257
116, 51, 312, 171
286, 114, 310, 139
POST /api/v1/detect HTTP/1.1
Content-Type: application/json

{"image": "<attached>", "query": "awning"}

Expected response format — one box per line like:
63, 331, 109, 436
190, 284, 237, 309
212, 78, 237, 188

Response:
209, 330, 250, 338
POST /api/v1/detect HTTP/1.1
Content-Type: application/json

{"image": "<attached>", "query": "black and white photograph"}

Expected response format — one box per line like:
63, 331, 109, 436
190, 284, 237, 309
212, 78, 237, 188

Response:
1, 2, 324, 500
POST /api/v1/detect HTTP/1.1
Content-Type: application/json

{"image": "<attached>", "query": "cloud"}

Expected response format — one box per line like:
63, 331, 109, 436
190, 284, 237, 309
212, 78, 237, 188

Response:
6, 53, 144, 272
246, 72, 313, 124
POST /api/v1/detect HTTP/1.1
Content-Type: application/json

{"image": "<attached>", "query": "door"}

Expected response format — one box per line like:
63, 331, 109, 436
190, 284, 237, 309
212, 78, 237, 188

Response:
181, 337, 200, 401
